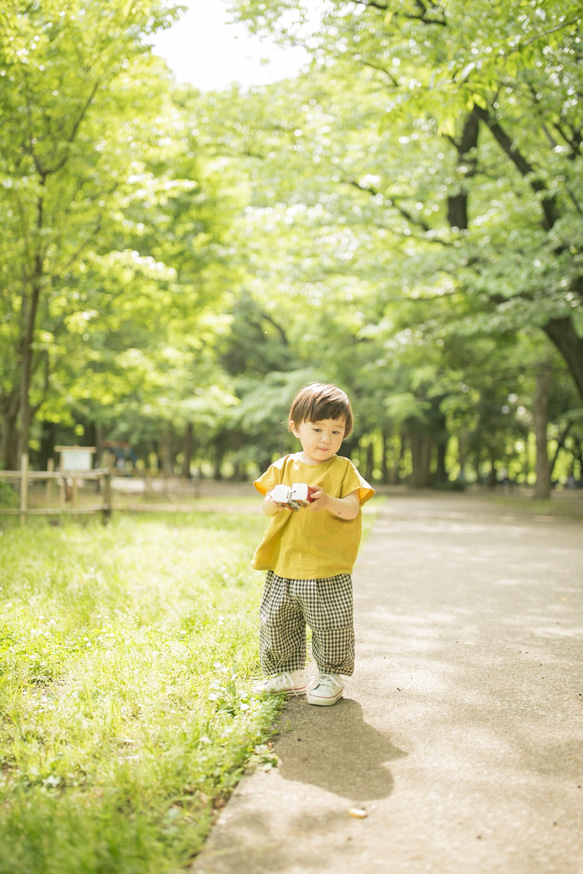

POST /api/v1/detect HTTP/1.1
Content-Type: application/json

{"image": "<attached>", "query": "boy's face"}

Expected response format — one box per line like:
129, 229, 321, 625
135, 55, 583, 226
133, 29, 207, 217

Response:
289, 416, 346, 465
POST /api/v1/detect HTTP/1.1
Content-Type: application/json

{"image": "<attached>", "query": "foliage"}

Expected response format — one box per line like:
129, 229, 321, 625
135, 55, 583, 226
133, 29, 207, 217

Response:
215, 0, 583, 483
1, 0, 582, 490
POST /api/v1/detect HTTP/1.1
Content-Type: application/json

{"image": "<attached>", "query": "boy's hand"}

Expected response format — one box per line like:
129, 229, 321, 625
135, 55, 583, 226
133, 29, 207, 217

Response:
308, 488, 360, 520
307, 487, 330, 511
262, 491, 290, 516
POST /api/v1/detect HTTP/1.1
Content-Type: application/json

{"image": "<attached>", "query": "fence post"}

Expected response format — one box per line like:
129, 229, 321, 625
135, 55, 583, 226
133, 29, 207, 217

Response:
20, 452, 29, 526
46, 458, 54, 504
102, 469, 112, 523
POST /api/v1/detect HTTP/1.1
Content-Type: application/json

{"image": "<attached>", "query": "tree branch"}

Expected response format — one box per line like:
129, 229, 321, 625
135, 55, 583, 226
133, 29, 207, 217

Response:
552, 121, 582, 159
261, 312, 289, 346
352, 0, 446, 25
361, 59, 400, 87
473, 104, 559, 231
517, 16, 582, 50
345, 177, 432, 232
343, 178, 453, 244
549, 420, 573, 481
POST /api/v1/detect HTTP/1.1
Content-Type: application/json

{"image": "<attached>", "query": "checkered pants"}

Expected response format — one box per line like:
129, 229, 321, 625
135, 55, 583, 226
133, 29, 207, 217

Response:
259, 571, 355, 676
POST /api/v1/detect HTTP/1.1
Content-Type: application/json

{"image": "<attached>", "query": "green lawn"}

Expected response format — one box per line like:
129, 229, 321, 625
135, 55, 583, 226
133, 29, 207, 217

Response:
0, 511, 282, 874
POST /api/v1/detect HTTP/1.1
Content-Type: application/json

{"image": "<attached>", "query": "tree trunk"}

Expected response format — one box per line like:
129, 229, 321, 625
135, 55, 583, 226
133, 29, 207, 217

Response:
447, 108, 479, 231
182, 422, 193, 479
160, 425, 174, 478
213, 447, 223, 480
95, 423, 104, 467
410, 431, 433, 488
543, 316, 583, 403
38, 420, 56, 471
457, 433, 467, 482
533, 364, 552, 500
381, 426, 390, 484
0, 388, 20, 470
365, 441, 374, 482
397, 432, 406, 484
18, 201, 45, 465
434, 409, 449, 484
572, 438, 583, 481
487, 454, 497, 488
435, 438, 448, 484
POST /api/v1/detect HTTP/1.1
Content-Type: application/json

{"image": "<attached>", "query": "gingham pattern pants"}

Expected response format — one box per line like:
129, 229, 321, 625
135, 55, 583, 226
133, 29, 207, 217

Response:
259, 571, 355, 676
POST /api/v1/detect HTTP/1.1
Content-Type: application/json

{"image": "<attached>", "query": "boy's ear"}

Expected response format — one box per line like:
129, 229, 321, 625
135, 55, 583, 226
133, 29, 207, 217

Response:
289, 419, 299, 437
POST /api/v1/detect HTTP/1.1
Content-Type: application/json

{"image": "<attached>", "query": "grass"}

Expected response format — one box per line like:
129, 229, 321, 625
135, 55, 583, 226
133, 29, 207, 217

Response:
0, 511, 282, 874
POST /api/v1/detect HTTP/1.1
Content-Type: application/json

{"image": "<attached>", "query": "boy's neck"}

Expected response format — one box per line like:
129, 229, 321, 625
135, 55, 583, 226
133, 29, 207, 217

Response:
296, 451, 333, 466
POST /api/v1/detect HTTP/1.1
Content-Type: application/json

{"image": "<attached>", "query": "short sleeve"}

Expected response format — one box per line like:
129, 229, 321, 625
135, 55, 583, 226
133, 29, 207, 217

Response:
253, 459, 285, 496
340, 459, 375, 505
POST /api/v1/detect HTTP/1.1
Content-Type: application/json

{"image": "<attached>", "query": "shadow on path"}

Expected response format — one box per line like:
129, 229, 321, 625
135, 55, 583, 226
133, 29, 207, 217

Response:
275, 696, 407, 802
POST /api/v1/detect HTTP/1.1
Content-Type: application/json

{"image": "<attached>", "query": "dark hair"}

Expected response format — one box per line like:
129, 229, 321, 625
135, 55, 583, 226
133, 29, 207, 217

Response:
288, 383, 353, 436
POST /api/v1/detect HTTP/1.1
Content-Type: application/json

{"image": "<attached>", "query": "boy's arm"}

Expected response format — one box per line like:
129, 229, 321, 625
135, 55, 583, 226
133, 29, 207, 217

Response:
308, 488, 360, 520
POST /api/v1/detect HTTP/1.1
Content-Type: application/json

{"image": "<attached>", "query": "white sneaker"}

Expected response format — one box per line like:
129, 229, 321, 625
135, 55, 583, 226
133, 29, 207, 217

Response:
307, 672, 344, 706
254, 670, 306, 697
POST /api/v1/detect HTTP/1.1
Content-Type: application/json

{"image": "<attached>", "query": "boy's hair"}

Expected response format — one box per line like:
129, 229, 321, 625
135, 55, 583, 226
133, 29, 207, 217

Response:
288, 383, 353, 436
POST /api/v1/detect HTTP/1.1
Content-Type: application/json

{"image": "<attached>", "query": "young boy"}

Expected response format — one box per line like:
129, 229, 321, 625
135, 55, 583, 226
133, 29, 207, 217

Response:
251, 382, 374, 706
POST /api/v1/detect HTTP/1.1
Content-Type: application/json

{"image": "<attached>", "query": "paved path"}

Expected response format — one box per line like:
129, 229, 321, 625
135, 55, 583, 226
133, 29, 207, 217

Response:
191, 494, 583, 874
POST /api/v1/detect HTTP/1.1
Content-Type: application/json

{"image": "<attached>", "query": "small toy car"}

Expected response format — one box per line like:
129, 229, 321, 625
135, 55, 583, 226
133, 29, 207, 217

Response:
271, 483, 317, 510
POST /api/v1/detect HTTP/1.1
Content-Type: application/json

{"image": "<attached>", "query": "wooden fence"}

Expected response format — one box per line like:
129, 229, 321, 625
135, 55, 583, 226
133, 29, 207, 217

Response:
0, 455, 112, 524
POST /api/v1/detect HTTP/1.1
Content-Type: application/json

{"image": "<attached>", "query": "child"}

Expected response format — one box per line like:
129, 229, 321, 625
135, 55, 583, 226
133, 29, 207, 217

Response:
251, 382, 375, 706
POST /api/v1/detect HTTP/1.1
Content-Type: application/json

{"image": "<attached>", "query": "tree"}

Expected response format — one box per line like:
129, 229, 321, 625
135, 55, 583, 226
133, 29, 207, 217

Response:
229, 0, 583, 386
226, 0, 582, 492
0, 0, 181, 468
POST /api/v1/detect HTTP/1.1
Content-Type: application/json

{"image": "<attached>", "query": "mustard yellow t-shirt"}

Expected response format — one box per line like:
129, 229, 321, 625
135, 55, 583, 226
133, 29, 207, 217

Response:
251, 454, 375, 579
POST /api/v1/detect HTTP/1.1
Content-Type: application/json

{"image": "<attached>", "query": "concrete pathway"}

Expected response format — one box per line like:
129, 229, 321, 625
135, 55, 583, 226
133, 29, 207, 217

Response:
191, 494, 583, 874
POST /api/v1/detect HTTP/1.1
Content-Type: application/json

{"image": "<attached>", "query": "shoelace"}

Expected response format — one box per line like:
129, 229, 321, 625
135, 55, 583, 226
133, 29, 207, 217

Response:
314, 673, 340, 690
274, 671, 305, 694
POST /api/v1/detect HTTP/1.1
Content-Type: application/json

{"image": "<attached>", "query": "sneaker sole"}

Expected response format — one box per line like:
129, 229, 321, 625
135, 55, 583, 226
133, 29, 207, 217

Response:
254, 686, 306, 697
307, 689, 343, 706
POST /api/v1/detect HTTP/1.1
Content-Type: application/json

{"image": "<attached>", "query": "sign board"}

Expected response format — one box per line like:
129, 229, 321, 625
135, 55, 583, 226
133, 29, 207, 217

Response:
55, 446, 96, 472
